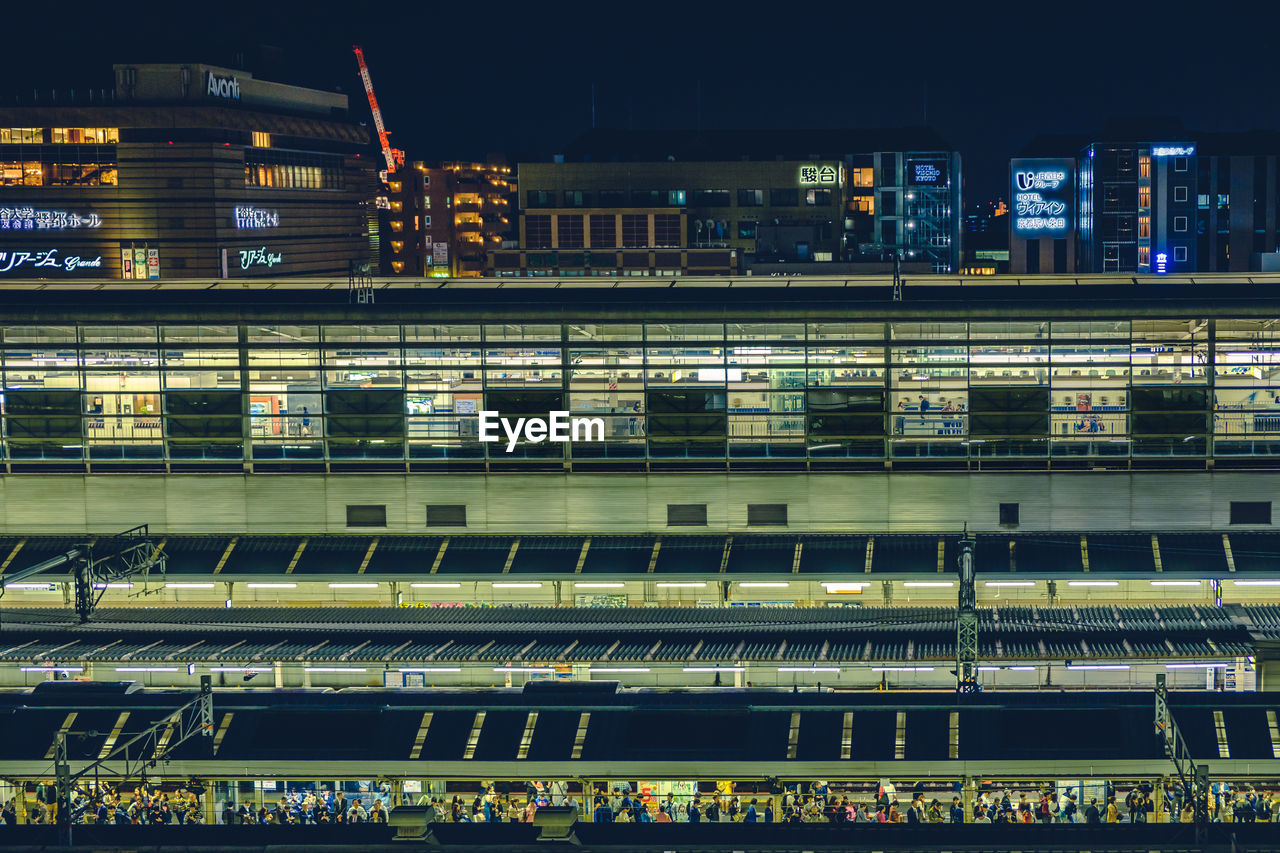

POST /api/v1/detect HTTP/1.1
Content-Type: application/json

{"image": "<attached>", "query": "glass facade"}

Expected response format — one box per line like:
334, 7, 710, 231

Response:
0, 318, 1270, 468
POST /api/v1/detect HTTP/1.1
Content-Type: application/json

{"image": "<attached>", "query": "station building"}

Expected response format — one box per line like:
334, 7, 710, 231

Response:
0, 63, 376, 279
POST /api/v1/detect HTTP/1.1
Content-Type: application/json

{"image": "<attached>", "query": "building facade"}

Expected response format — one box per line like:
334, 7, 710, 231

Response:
489, 130, 961, 276
1012, 132, 1280, 274
380, 160, 515, 277
0, 275, 1277, 477
0, 63, 375, 279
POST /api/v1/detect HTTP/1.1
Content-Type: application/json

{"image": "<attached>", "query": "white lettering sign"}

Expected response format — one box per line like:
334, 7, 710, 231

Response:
1151, 145, 1194, 157
478, 410, 605, 453
233, 205, 279, 229
206, 71, 241, 100
1012, 164, 1071, 234
0, 207, 102, 231
239, 247, 283, 270
0, 248, 102, 274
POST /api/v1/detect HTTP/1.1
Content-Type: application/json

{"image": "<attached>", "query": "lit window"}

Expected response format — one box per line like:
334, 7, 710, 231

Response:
251, 131, 271, 148
851, 168, 874, 188
389, 182, 402, 193
1, 128, 43, 143
390, 220, 404, 232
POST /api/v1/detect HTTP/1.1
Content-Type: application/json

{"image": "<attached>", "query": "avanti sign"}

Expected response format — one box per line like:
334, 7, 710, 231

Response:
206, 71, 240, 100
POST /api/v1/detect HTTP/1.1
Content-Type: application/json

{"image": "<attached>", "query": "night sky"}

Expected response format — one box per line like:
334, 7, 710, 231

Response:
5, 2, 1277, 204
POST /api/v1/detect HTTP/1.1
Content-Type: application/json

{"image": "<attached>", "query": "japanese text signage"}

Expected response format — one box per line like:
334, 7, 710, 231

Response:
1011, 158, 1073, 235
1151, 145, 1195, 157
798, 164, 839, 186
239, 246, 283, 270
233, 205, 279, 229
0, 207, 102, 230
0, 248, 102, 274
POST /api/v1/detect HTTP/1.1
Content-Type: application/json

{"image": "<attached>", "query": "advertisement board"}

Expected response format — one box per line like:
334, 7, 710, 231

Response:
1011, 158, 1073, 235
907, 158, 949, 186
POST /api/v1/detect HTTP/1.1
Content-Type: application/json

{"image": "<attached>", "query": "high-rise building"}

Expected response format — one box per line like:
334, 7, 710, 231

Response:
0, 63, 375, 279
380, 159, 515, 277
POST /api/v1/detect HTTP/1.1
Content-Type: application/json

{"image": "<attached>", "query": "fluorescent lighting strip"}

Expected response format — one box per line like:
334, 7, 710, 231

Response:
399, 667, 462, 673
165, 582, 215, 589
93, 582, 133, 590
1067, 581, 1119, 587
977, 667, 1001, 672
683, 666, 745, 672
116, 667, 178, 673
6, 583, 57, 590
592, 668, 651, 674
1231, 580, 1280, 586
209, 667, 272, 673
573, 582, 625, 589
1066, 664, 1129, 671
304, 667, 367, 673
328, 583, 379, 589
903, 582, 954, 588
1150, 580, 1202, 587
777, 666, 839, 673
872, 666, 935, 672
738, 582, 790, 589
1007, 666, 1037, 672
656, 582, 706, 588
411, 582, 461, 588
984, 581, 1036, 588
493, 667, 554, 673
1166, 662, 1228, 669
246, 583, 297, 589
491, 582, 543, 589
21, 666, 83, 673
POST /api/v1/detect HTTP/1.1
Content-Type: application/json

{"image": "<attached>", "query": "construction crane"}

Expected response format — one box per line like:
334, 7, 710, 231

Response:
353, 45, 404, 175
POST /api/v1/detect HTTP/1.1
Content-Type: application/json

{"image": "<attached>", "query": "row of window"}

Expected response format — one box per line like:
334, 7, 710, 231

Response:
0, 161, 118, 186
0, 127, 119, 144
528, 188, 838, 209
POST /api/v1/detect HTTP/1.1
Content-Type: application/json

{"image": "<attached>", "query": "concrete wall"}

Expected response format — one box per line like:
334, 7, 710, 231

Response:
0, 471, 1274, 535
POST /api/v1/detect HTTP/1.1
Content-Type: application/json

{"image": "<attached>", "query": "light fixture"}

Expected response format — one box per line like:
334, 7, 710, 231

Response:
872, 666, 935, 672
246, 583, 297, 589
1065, 664, 1129, 671
328, 583, 379, 589
1165, 662, 1228, 669
7, 583, 58, 590
1231, 580, 1280, 586
984, 581, 1036, 588
903, 582, 954, 588
777, 666, 840, 673
1149, 580, 1202, 587
209, 667, 272, 673
683, 666, 746, 673
21, 666, 83, 673
493, 667, 555, 673
115, 667, 178, 673
573, 582, 625, 589
491, 582, 543, 589
656, 582, 707, 588
93, 582, 133, 590
592, 667, 651, 673
1067, 581, 1119, 587
821, 582, 869, 593
399, 667, 462, 673
411, 582, 462, 588
977, 666, 1001, 672
304, 667, 367, 673
1007, 666, 1037, 672
738, 582, 791, 589
165, 582, 215, 590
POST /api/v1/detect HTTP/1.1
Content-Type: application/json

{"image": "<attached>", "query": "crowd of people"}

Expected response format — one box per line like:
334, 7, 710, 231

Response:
5, 779, 1280, 827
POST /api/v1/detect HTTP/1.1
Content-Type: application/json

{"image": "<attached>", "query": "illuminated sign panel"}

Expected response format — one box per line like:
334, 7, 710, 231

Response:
0, 207, 102, 230
907, 159, 949, 186
239, 247, 283, 270
233, 206, 279, 229
798, 164, 839, 186
1011, 158, 1073, 235
206, 71, 240, 100
1151, 145, 1195, 157
0, 248, 102, 274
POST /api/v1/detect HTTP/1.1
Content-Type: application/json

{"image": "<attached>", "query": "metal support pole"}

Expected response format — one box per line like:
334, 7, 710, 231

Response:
54, 732, 71, 845
956, 527, 978, 693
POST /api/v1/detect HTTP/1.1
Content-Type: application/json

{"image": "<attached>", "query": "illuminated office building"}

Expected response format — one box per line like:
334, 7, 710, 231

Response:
0, 63, 375, 279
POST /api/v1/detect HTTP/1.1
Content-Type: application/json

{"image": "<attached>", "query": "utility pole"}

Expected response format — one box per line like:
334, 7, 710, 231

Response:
1154, 673, 1209, 842
955, 525, 978, 693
